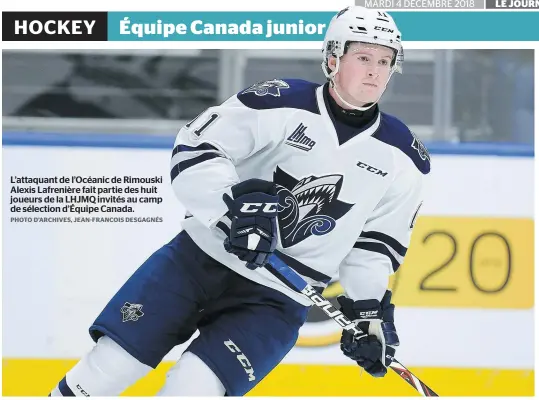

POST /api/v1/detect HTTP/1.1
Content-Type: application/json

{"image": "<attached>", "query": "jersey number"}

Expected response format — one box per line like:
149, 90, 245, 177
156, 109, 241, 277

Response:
186, 112, 220, 137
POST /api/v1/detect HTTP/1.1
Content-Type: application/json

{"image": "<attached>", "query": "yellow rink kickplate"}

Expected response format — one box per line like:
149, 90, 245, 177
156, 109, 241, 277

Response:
3, 359, 534, 396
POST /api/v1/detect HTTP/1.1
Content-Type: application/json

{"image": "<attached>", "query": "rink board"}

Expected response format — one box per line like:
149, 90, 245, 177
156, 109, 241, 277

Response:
2, 359, 534, 396
2, 138, 534, 396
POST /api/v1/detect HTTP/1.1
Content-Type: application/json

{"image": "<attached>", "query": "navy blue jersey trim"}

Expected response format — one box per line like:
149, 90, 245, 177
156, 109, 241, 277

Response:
170, 153, 223, 182
359, 231, 408, 257
216, 221, 231, 237
59, 377, 75, 396
373, 113, 431, 175
172, 143, 219, 156
353, 242, 400, 272
236, 79, 321, 115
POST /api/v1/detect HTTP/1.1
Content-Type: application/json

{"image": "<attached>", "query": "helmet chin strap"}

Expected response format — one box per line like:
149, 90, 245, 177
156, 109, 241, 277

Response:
329, 57, 395, 112
330, 80, 378, 112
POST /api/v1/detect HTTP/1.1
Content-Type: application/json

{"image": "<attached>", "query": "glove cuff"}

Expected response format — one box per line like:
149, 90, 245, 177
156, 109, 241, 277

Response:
337, 296, 382, 322
231, 179, 277, 198
381, 321, 400, 346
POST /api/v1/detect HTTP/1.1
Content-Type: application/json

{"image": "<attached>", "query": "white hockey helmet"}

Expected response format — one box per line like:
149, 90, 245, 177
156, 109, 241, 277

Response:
322, 6, 404, 109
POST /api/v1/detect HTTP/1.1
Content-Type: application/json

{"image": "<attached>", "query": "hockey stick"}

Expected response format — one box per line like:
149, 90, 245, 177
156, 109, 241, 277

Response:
266, 253, 439, 397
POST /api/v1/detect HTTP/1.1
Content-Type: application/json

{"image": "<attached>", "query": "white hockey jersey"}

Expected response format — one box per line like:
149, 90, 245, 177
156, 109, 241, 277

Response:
170, 78, 430, 307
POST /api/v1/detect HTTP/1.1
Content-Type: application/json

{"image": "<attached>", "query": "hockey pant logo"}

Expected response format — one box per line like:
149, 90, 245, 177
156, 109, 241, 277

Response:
120, 302, 144, 322
224, 339, 256, 382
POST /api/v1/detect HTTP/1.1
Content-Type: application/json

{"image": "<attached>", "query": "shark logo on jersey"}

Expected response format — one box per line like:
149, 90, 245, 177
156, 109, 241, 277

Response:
241, 79, 290, 97
411, 132, 430, 161
274, 167, 354, 248
120, 302, 144, 322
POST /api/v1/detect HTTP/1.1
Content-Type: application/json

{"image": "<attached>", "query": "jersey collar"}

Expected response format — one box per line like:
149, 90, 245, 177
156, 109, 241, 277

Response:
316, 83, 381, 147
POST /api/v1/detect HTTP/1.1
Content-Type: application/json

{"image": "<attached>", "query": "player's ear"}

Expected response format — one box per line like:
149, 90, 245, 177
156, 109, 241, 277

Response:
328, 56, 337, 72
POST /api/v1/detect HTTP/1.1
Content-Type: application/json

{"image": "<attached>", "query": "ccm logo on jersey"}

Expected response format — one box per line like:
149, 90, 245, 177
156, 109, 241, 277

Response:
356, 161, 388, 177
224, 340, 256, 382
240, 203, 278, 213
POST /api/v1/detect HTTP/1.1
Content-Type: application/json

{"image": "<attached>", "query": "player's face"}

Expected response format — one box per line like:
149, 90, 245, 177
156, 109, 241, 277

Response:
331, 42, 394, 107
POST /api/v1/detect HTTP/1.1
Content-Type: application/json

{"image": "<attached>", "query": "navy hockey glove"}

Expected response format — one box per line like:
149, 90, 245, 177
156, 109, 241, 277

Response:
338, 290, 399, 378
222, 179, 279, 270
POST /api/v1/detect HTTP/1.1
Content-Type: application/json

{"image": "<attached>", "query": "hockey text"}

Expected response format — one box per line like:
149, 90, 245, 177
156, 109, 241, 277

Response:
14, 20, 96, 35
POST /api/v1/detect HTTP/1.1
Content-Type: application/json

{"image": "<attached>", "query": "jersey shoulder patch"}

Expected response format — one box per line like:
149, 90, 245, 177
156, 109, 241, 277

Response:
373, 113, 431, 175
237, 78, 320, 115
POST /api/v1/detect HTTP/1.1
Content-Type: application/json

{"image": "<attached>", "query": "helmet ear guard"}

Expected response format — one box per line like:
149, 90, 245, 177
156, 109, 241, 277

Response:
322, 40, 342, 78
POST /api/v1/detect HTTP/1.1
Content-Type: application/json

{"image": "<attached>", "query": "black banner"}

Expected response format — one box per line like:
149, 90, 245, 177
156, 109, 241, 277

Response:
2, 12, 108, 41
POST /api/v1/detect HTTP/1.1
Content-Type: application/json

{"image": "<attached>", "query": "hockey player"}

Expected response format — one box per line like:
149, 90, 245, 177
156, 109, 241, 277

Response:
49, 6, 430, 397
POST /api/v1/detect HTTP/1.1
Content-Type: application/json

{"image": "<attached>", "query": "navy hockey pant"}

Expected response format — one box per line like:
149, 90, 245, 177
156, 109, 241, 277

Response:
89, 230, 309, 396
